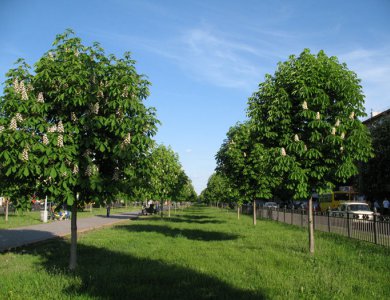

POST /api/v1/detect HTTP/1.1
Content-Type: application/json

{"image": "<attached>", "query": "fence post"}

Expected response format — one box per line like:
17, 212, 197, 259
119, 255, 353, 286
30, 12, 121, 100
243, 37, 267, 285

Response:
373, 212, 378, 245
291, 207, 294, 225
301, 208, 303, 228
327, 209, 331, 232
277, 207, 279, 222
283, 206, 286, 223
347, 212, 351, 238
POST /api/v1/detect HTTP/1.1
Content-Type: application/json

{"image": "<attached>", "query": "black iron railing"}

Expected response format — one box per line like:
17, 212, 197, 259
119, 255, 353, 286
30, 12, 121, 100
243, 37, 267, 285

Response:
242, 206, 390, 247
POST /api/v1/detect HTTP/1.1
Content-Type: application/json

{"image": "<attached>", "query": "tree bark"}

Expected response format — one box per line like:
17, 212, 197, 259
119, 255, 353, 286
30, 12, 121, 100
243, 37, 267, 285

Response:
308, 197, 315, 254
69, 200, 78, 270
253, 200, 256, 225
5, 198, 9, 222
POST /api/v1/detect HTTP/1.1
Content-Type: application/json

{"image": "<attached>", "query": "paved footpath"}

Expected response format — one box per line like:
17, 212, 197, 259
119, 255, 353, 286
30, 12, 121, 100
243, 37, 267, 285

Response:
0, 211, 140, 252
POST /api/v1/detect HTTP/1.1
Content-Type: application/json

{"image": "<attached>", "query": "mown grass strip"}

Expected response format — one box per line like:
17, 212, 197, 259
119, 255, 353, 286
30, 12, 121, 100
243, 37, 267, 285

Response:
0, 205, 389, 299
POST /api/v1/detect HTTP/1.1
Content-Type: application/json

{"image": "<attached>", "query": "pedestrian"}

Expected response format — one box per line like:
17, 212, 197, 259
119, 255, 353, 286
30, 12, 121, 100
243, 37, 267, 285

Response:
106, 203, 111, 218
373, 200, 380, 212
383, 197, 389, 215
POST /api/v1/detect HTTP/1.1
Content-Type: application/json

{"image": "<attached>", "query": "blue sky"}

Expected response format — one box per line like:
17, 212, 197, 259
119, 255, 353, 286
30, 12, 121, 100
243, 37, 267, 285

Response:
1, 0, 390, 194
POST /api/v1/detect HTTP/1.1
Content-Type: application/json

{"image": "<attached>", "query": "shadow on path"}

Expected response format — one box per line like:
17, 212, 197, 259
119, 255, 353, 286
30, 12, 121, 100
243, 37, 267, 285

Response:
116, 224, 238, 241
0, 229, 58, 252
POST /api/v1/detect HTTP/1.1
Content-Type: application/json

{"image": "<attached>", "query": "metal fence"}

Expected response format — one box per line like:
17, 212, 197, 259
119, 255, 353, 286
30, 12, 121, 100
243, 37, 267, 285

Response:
242, 206, 390, 247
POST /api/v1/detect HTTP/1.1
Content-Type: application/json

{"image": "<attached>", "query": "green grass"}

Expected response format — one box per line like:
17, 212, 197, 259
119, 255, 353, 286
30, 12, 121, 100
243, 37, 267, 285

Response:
0, 206, 141, 229
1, 205, 389, 299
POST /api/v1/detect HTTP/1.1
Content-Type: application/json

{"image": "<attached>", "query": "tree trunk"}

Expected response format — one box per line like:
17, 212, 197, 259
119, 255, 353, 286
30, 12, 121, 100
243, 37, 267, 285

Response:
168, 201, 171, 217
5, 198, 9, 222
308, 197, 315, 254
69, 200, 78, 270
253, 200, 256, 225
237, 205, 240, 220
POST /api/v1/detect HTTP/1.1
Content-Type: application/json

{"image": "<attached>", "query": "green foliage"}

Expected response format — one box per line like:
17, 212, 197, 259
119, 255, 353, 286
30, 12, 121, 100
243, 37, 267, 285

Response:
360, 117, 390, 198
200, 172, 234, 205
146, 145, 196, 202
1, 206, 389, 299
0, 30, 159, 208
215, 122, 278, 204
247, 49, 373, 198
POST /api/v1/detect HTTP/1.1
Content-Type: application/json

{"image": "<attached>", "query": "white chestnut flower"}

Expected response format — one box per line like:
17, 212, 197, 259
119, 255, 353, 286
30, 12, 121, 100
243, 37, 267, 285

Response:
304, 145, 308, 151
340, 146, 344, 152
72, 164, 79, 175
85, 165, 93, 177
0, 126, 4, 132
331, 127, 336, 135
42, 134, 49, 145
340, 132, 345, 140
48, 124, 57, 133
15, 113, 23, 122
281, 147, 286, 156
13, 78, 20, 93
90, 102, 99, 114
57, 121, 64, 133
83, 149, 93, 157
57, 134, 64, 147
316, 112, 320, 120
335, 119, 340, 127
37, 92, 44, 103
121, 86, 129, 98
302, 101, 308, 110
294, 134, 299, 142
349, 112, 355, 119
243, 152, 247, 157
9, 117, 17, 130
22, 148, 29, 161
123, 133, 131, 145
71, 112, 77, 122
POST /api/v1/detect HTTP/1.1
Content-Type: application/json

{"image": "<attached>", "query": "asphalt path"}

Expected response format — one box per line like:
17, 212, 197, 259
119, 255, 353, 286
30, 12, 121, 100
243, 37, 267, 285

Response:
0, 211, 140, 252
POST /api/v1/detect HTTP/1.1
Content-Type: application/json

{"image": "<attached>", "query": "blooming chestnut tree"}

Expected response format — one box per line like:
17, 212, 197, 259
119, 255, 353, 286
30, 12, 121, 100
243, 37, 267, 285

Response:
247, 49, 373, 253
216, 121, 278, 222
147, 145, 196, 216
0, 30, 158, 269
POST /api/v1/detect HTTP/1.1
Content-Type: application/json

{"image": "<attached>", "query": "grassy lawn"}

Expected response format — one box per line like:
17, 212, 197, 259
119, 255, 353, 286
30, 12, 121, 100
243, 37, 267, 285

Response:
0, 205, 389, 299
0, 206, 141, 229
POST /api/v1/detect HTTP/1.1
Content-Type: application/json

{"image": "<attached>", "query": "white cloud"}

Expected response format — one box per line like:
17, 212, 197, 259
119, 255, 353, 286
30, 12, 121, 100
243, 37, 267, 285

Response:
339, 47, 390, 112
185, 148, 193, 153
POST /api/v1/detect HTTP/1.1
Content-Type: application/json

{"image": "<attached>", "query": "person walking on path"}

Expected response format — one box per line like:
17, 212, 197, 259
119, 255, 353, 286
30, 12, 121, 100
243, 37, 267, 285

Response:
373, 200, 380, 212
106, 204, 111, 218
383, 198, 389, 215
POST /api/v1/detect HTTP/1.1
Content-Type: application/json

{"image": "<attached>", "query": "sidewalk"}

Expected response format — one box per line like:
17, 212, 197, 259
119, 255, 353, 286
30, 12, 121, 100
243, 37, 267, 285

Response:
0, 211, 140, 252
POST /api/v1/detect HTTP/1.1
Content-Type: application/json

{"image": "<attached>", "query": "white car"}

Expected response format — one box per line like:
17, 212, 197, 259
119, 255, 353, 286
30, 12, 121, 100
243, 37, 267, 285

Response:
263, 202, 278, 209
331, 202, 375, 220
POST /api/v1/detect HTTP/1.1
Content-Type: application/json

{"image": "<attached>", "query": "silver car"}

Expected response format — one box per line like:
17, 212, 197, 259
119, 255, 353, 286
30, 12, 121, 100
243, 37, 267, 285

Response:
264, 202, 278, 209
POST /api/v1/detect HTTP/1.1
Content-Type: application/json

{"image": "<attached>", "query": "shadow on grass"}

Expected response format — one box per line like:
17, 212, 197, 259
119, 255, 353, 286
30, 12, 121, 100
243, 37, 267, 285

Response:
166, 217, 225, 225
30, 239, 265, 300
116, 224, 238, 241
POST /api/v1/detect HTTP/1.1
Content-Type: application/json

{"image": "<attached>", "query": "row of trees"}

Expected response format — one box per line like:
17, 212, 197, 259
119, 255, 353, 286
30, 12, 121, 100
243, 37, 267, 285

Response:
202, 49, 373, 253
0, 30, 195, 269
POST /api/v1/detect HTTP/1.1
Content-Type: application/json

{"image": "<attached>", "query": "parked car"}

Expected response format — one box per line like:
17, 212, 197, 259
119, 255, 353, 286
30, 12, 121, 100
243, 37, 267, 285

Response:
331, 202, 375, 220
264, 202, 278, 209
279, 201, 294, 209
